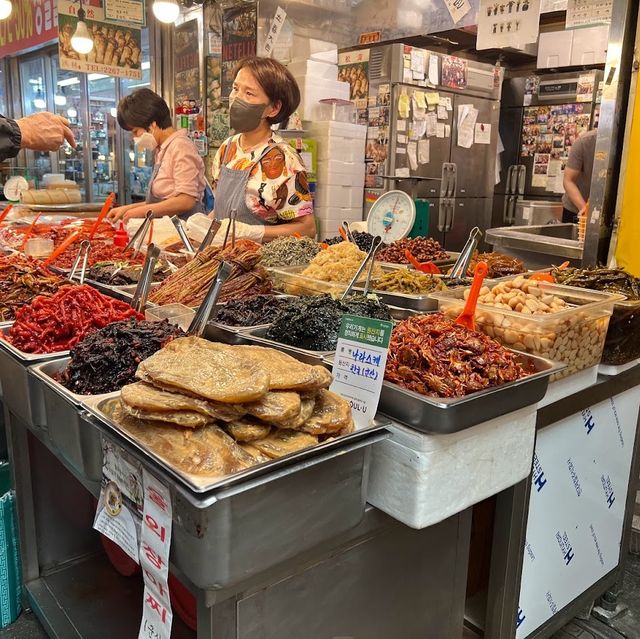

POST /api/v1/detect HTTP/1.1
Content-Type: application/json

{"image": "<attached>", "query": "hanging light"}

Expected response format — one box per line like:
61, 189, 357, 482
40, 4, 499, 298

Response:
33, 90, 46, 110
152, 0, 180, 24
54, 94, 67, 106
71, 3, 94, 55
0, 0, 12, 20
67, 107, 78, 118
109, 107, 117, 118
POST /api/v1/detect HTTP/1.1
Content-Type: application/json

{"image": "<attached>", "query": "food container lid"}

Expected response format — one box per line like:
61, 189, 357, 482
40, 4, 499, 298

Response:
24, 237, 54, 258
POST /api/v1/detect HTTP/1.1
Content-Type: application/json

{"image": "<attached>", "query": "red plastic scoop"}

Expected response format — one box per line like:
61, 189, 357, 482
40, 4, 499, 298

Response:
89, 192, 115, 240
455, 261, 488, 331
404, 249, 441, 274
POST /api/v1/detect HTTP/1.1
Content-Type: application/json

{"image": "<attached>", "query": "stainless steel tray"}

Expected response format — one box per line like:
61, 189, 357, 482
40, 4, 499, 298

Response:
204, 321, 269, 345
241, 325, 334, 366
81, 394, 387, 495
28, 358, 107, 481
379, 251, 461, 269
325, 350, 563, 434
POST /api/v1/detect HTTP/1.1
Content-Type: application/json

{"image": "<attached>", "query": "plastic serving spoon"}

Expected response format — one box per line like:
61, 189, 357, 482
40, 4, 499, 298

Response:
404, 249, 441, 274
89, 192, 115, 240
0, 204, 13, 225
455, 261, 489, 331
43, 230, 81, 268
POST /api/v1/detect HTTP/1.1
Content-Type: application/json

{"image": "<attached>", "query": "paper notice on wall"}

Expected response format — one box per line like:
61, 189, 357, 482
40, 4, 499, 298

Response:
566, 0, 612, 28
403, 68, 413, 83
426, 92, 440, 107
445, 124, 451, 137
440, 96, 453, 111
577, 73, 595, 103
396, 146, 407, 155
397, 120, 407, 132
428, 54, 439, 86
541, 0, 568, 11
414, 91, 427, 109
474, 122, 492, 144
395, 167, 410, 178
457, 104, 478, 148
418, 139, 430, 165
426, 112, 438, 137
436, 123, 445, 138
443, 0, 472, 24
410, 48, 426, 75
547, 159, 562, 177
407, 142, 418, 171
411, 119, 427, 140
477, 0, 542, 51
397, 134, 407, 144
437, 105, 448, 120
398, 93, 410, 119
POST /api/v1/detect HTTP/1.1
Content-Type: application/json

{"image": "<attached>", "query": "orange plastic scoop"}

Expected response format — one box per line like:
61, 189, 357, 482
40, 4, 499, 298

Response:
293, 232, 302, 239
338, 226, 349, 242
43, 230, 81, 267
455, 261, 488, 331
404, 249, 441, 274
89, 192, 115, 240
0, 203, 13, 225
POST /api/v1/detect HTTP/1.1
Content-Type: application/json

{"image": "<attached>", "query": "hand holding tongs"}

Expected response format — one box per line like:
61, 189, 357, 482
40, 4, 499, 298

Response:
448, 227, 483, 280
222, 210, 237, 249
170, 215, 195, 254
196, 217, 222, 255
125, 210, 154, 257
69, 240, 91, 284
341, 235, 383, 300
131, 243, 160, 313
339, 220, 355, 243
188, 261, 233, 336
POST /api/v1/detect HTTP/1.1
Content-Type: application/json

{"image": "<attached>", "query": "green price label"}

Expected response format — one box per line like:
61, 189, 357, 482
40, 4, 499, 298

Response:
339, 314, 393, 349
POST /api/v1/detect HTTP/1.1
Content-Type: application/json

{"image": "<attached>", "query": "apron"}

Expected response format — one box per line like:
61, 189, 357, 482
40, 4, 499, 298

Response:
146, 136, 204, 220
214, 141, 279, 226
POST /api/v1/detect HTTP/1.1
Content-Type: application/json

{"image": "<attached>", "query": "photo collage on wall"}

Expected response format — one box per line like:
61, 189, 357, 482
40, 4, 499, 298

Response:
364, 82, 392, 188
522, 103, 591, 188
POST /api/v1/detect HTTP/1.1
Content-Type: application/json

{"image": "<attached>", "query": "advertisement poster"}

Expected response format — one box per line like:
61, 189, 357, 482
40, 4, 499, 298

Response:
58, 0, 142, 79
221, 4, 257, 99
516, 389, 640, 638
338, 49, 370, 111
441, 55, 467, 89
566, 0, 613, 28
0, 0, 58, 57
477, 0, 541, 51
174, 19, 201, 111
105, 0, 144, 26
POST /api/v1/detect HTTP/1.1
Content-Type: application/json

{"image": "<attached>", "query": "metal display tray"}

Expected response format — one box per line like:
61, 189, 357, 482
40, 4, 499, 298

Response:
81, 394, 387, 496
204, 321, 269, 345
325, 351, 563, 434
379, 251, 461, 269
28, 358, 109, 481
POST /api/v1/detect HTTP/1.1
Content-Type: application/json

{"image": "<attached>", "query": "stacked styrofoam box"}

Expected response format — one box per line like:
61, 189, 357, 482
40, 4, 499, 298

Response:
367, 405, 537, 529
307, 121, 366, 238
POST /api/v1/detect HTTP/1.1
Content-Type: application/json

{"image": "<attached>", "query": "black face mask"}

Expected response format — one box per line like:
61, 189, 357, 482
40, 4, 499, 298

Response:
229, 96, 269, 133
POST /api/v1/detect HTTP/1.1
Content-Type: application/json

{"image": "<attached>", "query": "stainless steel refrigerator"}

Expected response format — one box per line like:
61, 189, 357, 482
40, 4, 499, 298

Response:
493, 70, 602, 227
358, 43, 502, 251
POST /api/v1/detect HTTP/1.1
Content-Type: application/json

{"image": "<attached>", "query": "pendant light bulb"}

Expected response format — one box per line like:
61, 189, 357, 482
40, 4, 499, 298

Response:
152, 0, 180, 23
0, 0, 12, 20
71, 8, 94, 55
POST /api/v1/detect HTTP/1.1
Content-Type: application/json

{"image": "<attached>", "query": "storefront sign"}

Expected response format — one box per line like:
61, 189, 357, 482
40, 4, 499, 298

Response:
477, 0, 542, 51
221, 4, 257, 99
516, 388, 640, 638
58, 0, 142, 80
0, 0, 58, 57
105, 0, 145, 26
358, 31, 381, 45
566, 0, 612, 28
331, 314, 392, 430
174, 19, 201, 112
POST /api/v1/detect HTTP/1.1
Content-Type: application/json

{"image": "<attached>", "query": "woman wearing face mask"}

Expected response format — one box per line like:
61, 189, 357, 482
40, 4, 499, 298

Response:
210, 56, 315, 243
107, 88, 205, 224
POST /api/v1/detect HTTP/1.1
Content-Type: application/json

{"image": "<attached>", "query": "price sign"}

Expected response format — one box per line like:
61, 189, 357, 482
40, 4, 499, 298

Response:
330, 314, 392, 429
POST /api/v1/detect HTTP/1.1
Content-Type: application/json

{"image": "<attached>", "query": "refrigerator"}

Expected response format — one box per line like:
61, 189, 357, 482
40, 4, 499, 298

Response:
493, 70, 603, 227
354, 43, 502, 251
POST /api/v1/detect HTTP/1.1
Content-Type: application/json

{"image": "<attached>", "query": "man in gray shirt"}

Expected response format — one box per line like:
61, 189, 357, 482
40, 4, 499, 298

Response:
562, 129, 597, 223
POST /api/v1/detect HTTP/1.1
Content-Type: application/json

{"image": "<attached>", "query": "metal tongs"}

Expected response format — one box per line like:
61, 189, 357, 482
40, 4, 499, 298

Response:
341, 235, 383, 300
131, 243, 160, 313
196, 217, 222, 255
170, 215, 195, 254
69, 240, 91, 284
222, 210, 237, 249
448, 226, 483, 280
188, 261, 233, 336
125, 210, 154, 257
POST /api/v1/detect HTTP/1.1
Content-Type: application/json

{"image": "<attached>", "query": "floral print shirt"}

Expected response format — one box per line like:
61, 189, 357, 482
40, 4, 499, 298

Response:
211, 133, 313, 224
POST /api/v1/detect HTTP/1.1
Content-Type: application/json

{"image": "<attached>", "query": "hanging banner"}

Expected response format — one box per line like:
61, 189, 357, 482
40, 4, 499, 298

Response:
566, 0, 613, 28
477, 0, 542, 51
0, 0, 58, 58
338, 49, 370, 111
58, 0, 143, 79
221, 4, 257, 99
174, 19, 201, 114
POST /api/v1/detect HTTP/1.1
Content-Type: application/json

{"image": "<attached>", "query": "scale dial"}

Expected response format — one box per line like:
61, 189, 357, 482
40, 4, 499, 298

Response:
4, 176, 28, 202
366, 190, 416, 242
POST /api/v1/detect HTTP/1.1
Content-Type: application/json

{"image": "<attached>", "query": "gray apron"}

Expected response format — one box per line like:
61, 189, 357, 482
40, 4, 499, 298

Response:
214, 141, 279, 226
146, 136, 203, 220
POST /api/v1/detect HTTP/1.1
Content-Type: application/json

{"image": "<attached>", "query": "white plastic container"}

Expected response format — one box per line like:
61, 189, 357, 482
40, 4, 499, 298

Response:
314, 205, 363, 222
288, 59, 338, 81
367, 406, 537, 529
291, 36, 338, 64
308, 120, 367, 140
298, 77, 350, 121
316, 159, 365, 188
314, 184, 364, 209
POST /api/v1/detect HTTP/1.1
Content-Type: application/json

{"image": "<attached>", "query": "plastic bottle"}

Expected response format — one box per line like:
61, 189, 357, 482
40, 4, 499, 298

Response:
113, 221, 129, 247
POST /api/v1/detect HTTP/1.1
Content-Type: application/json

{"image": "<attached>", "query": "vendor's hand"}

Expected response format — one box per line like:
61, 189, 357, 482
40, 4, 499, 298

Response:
107, 205, 131, 224
17, 112, 76, 151
122, 208, 150, 224
212, 218, 265, 245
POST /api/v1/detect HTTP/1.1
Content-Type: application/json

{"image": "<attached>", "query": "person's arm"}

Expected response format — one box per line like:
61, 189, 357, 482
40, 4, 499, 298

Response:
109, 194, 197, 223
563, 167, 587, 212
263, 214, 316, 241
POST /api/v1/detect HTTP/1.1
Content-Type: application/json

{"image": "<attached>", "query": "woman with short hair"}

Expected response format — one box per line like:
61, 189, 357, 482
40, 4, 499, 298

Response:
108, 88, 205, 223
210, 56, 315, 243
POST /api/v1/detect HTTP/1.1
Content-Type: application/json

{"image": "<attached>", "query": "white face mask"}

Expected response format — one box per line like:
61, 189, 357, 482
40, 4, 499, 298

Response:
133, 131, 158, 151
